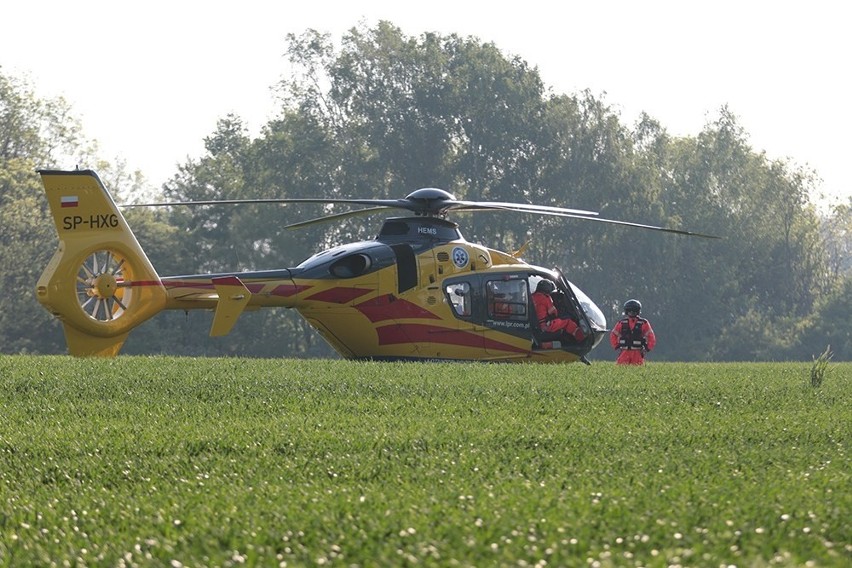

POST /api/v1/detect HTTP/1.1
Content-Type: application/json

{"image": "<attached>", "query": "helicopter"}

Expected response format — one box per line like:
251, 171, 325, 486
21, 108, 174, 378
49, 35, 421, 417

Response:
35, 169, 717, 363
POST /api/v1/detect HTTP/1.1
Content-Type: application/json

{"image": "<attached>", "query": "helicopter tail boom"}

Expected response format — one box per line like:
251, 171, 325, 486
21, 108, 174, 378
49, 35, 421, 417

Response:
36, 170, 167, 355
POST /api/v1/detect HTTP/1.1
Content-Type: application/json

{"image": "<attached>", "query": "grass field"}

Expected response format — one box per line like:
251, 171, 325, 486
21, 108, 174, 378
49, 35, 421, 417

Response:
0, 356, 849, 567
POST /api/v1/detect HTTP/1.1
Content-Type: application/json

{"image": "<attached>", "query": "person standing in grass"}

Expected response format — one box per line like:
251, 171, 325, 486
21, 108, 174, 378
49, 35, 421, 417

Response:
610, 299, 656, 365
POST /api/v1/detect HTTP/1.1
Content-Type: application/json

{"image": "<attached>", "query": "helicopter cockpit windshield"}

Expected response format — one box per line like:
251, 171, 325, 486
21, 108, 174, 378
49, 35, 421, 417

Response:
566, 281, 606, 333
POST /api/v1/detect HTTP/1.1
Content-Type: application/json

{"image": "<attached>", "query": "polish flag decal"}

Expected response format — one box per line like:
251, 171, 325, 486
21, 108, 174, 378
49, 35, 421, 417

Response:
60, 195, 79, 208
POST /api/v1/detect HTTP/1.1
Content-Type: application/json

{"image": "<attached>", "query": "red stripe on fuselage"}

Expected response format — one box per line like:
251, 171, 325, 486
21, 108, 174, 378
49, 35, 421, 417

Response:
161, 280, 213, 289
306, 287, 372, 304
212, 276, 242, 286
159, 279, 268, 293
355, 295, 440, 323
376, 323, 528, 354
272, 283, 312, 297
209, 277, 263, 293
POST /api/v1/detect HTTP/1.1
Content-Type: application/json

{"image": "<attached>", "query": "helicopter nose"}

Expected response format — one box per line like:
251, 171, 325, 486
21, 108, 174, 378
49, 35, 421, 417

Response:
580, 302, 608, 349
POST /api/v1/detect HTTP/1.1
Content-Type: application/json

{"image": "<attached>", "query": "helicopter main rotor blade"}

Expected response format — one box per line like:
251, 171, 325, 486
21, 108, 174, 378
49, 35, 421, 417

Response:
123, 197, 412, 208
446, 201, 599, 217
280, 200, 718, 238
443, 205, 719, 238
587, 216, 720, 238
283, 206, 395, 230
123, 194, 599, 217
500, 209, 720, 238
122, 193, 718, 238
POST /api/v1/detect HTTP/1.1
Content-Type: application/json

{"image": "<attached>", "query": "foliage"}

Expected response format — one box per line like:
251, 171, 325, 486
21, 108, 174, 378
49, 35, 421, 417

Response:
821, 198, 852, 277
0, 71, 85, 165
796, 275, 852, 361
0, 71, 87, 354
0, 159, 63, 352
0, 23, 846, 360
0, 357, 849, 566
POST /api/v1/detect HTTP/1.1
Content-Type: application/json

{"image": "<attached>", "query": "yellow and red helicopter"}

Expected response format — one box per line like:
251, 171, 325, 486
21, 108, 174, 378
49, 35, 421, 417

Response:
35, 169, 716, 363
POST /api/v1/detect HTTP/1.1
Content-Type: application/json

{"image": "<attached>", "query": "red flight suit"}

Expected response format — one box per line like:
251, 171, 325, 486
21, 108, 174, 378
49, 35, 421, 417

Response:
609, 315, 656, 365
532, 292, 584, 341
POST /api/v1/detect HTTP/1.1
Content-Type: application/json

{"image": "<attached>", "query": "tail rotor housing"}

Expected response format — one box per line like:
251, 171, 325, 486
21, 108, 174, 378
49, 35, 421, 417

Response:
36, 170, 166, 355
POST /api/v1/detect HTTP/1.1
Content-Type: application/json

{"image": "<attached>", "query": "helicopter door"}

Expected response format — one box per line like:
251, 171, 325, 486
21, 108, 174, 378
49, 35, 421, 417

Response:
390, 244, 417, 293
386, 243, 444, 356
440, 277, 491, 358
483, 277, 533, 355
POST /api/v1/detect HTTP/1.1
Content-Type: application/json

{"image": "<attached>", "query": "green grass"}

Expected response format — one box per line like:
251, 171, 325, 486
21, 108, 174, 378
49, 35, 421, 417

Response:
0, 357, 849, 566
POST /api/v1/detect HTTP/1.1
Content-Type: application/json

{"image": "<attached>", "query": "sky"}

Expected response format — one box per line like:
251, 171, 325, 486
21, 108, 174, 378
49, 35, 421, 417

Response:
3, 0, 849, 206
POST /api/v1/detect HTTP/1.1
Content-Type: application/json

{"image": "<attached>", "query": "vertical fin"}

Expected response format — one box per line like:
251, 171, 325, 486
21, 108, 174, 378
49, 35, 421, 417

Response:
36, 170, 167, 356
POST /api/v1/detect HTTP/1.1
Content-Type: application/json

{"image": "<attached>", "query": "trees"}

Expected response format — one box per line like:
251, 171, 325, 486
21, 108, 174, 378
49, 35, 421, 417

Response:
822, 199, 852, 278
0, 159, 63, 352
797, 275, 852, 360
0, 69, 183, 354
1, 26, 845, 360
0, 71, 85, 353
277, 23, 552, 251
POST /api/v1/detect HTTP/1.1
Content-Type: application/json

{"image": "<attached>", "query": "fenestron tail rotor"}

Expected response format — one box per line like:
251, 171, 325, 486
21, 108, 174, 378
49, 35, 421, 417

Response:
76, 249, 133, 322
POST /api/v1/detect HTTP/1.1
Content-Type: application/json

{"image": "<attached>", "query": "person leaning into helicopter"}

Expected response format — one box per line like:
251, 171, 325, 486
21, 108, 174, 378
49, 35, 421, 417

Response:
609, 299, 656, 365
532, 280, 585, 341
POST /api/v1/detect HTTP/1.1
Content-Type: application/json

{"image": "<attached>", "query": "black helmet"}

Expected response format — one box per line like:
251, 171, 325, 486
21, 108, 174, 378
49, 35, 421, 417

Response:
536, 280, 556, 294
623, 299, 642, 315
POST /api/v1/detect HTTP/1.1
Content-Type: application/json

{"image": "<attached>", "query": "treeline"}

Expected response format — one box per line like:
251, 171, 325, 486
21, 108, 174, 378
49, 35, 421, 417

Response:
1, 22, 849, 361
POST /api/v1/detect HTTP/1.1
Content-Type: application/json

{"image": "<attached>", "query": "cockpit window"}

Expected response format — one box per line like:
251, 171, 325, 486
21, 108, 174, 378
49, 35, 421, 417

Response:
329, 253, 372, 278
486, 279, 528, 321
445, 281, 471, 317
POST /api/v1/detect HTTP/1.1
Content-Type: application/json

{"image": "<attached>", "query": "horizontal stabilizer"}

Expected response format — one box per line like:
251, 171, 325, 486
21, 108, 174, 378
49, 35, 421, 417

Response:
210, 276, 251, 337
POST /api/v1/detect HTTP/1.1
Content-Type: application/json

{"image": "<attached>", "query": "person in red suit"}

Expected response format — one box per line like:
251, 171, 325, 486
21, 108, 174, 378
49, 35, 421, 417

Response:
609, 299, 656, 365
532, 280, 584, 341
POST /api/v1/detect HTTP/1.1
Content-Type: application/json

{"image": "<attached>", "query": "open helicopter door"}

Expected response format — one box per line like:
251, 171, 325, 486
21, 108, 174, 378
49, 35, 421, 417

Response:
554, 269, 608, 350
525, 271, 600, 358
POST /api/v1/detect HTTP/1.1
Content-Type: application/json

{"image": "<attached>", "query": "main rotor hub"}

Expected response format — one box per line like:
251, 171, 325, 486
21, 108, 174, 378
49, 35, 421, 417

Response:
404, 187, 456, 201
404, 187, 457, 216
